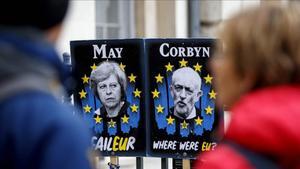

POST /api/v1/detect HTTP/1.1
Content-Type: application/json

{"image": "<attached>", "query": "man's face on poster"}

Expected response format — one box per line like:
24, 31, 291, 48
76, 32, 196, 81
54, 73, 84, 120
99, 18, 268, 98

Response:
171, 75, 201, 118
97, 74, 122, 109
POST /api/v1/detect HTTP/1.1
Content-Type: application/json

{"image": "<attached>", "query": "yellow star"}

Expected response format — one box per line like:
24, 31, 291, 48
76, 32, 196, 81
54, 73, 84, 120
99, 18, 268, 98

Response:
179, 58, 188, 67
119, 62, 126, 72
83, 104, 91, 113
209, 90, 217, 99
205, 105, 214, 115
79, 89, 87, 99
181, 120, 189, 129
204, 74, 213, 84
155, 73, 164, 83
166, 116, 175, 125
151, 89, 160, 99
90, 63, 97, 71
121, 115, 129, 123
165, 62, 174, 72
94, 115, 102, 124
81, 74, 90, 84
193, 63, 202, 72
130, 104, 139, 112
128, 73, 137, 83
156, 104, 164, 113
108, 119, 116, 128
194, 116, 203, 125
133, 88, 141, 98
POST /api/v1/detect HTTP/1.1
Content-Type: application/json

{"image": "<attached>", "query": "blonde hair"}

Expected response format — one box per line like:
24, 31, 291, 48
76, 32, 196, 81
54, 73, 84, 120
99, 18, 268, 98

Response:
217, 4, 300, 88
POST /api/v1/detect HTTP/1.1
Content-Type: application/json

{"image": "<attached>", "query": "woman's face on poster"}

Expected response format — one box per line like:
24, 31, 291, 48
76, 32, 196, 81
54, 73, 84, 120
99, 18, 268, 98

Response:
97, 74, 122, 109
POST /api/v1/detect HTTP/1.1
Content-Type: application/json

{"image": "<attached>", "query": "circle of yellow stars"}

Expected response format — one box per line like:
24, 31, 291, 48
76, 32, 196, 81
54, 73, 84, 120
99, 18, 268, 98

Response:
83, 62, 141, 130
153, 60, 216, 134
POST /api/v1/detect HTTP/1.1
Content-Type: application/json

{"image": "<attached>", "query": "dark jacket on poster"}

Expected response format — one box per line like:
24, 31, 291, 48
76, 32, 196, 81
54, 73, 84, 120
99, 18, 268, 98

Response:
94, 101, 129, 133
0, 28, 92, 169
169, 106, 200, 120
169, 106, 201, 136
195, 85, 300, 169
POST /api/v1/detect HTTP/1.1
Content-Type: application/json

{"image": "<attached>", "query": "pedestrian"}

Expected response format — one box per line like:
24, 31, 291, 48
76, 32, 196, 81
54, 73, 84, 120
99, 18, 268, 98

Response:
0, 1, 93, 169
195, 4, 300, 169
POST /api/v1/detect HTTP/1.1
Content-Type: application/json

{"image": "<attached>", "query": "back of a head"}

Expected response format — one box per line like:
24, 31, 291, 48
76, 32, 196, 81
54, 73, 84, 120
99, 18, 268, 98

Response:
218, 3, 300, 89
0, 0, 69, 30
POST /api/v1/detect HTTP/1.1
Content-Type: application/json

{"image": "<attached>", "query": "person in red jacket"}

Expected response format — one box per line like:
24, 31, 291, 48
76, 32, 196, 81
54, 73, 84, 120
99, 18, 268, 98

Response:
195, 4, 300, 169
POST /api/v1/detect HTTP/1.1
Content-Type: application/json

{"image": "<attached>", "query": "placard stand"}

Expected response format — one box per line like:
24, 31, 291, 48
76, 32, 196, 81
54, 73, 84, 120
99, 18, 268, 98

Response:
182, 159, 190, 169
161, 158, 168, 169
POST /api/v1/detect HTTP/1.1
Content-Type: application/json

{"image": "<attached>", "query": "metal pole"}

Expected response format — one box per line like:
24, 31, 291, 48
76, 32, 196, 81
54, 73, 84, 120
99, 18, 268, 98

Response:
136, 157, 144, 169
188, 0, 201, 37
161, 158, 168, 169
62, 52, 73, 104
182, 159, 190, 169
109, 157, 120, 169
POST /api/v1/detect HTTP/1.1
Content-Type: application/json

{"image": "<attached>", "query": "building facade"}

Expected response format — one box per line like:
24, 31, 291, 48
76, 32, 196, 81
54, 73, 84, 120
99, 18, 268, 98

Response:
57, 0, 291, 55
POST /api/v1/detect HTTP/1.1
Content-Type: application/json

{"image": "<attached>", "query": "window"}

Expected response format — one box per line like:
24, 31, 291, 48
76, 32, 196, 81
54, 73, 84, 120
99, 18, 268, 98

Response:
95, 0, 134, 39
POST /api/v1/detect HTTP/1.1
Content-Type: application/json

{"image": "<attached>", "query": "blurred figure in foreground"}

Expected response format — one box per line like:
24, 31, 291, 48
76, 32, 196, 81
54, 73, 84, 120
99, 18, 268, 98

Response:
195, 4, 300, 169
0, 1, 93, 169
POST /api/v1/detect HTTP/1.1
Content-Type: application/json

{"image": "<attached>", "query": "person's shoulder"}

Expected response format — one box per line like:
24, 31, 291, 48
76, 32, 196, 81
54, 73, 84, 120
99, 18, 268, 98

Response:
2, 90, 68, 118
6, 91, 93, 169
0, 90, 89, 136
0, 90, 61, 115
194, 143, 253, 169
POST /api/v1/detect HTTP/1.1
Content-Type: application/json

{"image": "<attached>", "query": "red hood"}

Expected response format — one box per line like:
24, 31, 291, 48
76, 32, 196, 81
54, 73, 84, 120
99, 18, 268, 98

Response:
226, 85, 300, 159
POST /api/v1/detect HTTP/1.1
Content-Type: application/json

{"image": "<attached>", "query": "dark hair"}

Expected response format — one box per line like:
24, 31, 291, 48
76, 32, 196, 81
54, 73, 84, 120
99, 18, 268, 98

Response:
0, 0, 69, 30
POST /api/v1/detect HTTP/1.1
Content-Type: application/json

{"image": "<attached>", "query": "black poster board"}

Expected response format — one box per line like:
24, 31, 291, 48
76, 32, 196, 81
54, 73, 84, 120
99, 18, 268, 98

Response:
70, 39, 146, 156
146, 39, 221, 158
